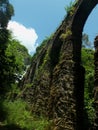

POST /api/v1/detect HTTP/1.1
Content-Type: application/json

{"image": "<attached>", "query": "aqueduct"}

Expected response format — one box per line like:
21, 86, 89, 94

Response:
21, 0, 98, 130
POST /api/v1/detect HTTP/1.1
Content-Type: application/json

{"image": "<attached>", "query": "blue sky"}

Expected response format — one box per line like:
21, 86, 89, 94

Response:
8, 0, 98, 53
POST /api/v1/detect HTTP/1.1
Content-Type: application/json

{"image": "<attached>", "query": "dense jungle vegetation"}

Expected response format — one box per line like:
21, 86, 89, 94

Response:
0, 0, 96, 130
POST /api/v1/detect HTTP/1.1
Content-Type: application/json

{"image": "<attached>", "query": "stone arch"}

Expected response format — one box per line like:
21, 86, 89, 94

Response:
72, 0, 98, 36
71, 0, 98, 63
71, 0, 98, 129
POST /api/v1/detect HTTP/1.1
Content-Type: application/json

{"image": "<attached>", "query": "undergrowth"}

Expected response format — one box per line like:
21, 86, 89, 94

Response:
0, 97, 49, 130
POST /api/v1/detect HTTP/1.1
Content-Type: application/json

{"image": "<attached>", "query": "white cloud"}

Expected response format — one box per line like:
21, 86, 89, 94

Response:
7, 21, 38, 54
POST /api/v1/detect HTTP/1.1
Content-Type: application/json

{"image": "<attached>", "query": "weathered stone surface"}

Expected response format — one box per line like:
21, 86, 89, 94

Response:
20, 0, 98, 129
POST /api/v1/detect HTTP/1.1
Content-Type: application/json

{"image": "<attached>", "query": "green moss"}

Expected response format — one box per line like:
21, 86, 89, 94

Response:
36, 47, 51, 77
60, 29, 72, 40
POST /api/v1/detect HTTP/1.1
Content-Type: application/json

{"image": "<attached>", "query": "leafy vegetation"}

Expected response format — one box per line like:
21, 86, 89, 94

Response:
3, 99, 48, 130
0, 33, 31, 94
82, 33, 93, 48
65, 1, 77, 16
0, 0, 14, 92
82, 44, 95, 126
0, 98, 49, 130
0, 0, 14, 28
6, 36, 31, 75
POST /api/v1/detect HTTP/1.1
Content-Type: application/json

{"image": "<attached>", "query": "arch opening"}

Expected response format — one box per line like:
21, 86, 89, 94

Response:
71, 0, 98, 129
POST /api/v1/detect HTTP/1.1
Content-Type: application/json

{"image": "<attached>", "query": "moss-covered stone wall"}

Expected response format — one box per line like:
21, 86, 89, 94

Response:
20, 0, 98, 129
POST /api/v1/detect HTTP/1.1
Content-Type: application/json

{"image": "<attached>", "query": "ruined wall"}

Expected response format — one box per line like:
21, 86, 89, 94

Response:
20, 0, 98, 130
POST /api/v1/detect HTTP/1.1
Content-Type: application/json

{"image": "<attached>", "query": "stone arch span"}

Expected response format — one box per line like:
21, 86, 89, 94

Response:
72, 0, 98, 36
70, 0, 98, 130
71, 0, 98, 63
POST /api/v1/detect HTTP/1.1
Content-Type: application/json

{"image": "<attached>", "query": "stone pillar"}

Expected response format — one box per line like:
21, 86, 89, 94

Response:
49, 34, 85, 130
72, 34, 85, 130
49, 35, 77, 130
73, 63, 85, 130
93, 36, 98, 129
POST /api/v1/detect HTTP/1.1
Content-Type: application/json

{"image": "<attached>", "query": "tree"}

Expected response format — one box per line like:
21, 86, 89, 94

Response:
0, 0, 14, 28
6, 37, 31, 79
0, 0, 14, 94
82, 33, 92, 48
81, 33, 95, 126
82, 47, 95, 126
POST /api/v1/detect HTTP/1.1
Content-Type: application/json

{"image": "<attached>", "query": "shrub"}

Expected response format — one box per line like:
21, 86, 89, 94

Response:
2, 99, 49, 130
